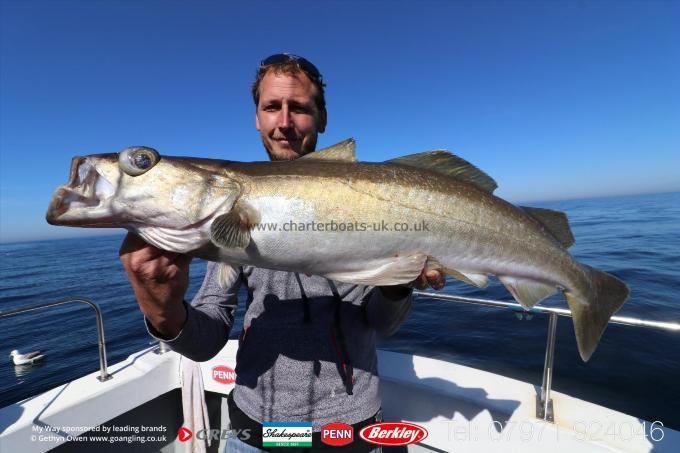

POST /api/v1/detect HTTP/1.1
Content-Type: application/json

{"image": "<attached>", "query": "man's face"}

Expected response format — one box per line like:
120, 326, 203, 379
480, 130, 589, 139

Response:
255, 70, 326, 161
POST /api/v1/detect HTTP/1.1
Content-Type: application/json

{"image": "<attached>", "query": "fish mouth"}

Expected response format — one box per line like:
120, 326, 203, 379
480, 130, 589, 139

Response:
46, 157, 116, 226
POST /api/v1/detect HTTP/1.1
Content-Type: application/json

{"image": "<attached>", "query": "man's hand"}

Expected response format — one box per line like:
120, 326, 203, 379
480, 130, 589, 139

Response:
379, 268, 446, 299
408, 268, 445, 290
119, 233, 191, 339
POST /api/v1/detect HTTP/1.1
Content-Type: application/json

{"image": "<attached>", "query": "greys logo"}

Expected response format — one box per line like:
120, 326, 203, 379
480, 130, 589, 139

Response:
187, 428, 251, 441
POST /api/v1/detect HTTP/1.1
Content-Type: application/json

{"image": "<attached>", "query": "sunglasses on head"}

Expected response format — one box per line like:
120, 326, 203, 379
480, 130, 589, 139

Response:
260, 53, 323, 82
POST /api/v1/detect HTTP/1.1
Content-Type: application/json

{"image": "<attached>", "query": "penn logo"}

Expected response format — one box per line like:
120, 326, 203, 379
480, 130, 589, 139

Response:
212, 365, 236, 384
321, 422, 353, 447
359, 422, 428, 446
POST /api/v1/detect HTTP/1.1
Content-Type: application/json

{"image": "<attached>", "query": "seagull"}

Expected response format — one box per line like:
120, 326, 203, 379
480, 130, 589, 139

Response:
10, 349, 45, 365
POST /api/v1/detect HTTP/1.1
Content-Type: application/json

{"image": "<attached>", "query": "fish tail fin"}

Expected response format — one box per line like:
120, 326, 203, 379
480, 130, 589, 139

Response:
565, 265, 629, 361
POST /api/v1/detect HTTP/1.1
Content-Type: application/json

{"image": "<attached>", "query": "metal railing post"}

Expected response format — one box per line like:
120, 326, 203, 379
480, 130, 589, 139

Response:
537, 312, 558, 421
0, 298, 112, 382
158, 341, 171, 354
151, 340, 171, 354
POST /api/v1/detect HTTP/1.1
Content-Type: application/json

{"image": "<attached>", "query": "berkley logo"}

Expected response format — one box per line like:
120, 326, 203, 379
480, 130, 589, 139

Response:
321, 422, 353, 446
212, 365, 236, 384
359, 422, 428, 446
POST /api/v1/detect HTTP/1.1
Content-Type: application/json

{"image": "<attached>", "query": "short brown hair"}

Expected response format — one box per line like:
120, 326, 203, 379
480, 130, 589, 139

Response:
251, 60, 327, 114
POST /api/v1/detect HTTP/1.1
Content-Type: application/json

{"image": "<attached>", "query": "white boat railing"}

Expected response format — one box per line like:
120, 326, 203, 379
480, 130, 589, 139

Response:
0, 298, 112, 382
3, 293, 678, 426
413, 290, 680, 422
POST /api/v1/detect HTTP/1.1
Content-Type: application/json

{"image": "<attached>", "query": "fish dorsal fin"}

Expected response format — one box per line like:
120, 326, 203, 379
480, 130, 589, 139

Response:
521, 206, 575, 248
387, 151, 497, 193
301, 138, 356, 162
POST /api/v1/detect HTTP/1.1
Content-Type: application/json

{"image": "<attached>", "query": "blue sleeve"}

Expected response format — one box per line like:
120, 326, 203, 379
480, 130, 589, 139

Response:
144, 261, 241, 361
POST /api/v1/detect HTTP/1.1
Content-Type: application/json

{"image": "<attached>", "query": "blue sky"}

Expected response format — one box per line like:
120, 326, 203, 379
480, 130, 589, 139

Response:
1, 0, 678, 243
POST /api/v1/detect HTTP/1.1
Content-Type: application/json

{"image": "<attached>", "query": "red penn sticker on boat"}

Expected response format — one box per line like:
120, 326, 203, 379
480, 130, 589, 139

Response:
359, 422, 428, 446
211, 365, 236, 384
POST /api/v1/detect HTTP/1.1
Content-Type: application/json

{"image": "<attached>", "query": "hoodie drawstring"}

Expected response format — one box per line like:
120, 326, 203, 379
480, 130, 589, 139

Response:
327, 279, 354, 396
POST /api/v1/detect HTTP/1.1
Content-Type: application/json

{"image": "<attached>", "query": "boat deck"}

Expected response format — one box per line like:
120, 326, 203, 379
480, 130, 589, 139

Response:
1, 341, 677, 452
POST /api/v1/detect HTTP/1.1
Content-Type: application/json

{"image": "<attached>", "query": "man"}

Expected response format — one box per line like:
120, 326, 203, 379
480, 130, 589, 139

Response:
119, 54, 444, 452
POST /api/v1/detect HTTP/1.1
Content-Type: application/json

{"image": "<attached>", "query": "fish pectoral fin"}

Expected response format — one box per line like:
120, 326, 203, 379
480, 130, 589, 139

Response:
301, 138, 357, 162
210, 202, 260, 249
217, 263, 240, 289
387, 151, 497, 193
520, 206, 575, 249
447, 269, 489, 288
325, 253, 427, 286
498, 276, 557, 309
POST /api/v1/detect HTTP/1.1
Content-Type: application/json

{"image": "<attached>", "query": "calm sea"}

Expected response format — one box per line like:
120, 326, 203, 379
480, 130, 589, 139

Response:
1, 192, 679, 429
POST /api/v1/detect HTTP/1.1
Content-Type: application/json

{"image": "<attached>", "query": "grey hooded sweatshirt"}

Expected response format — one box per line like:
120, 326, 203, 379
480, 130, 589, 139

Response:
146, 261, 412, 431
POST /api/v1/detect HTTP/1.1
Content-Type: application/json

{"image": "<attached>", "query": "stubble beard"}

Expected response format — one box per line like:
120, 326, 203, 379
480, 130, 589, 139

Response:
263, 134, 317, 162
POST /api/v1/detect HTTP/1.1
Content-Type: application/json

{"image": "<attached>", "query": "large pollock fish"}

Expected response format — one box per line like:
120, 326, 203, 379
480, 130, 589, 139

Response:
46, 139, 629, 360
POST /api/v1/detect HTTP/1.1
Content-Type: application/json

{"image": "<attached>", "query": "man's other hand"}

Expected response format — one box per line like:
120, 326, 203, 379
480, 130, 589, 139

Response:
408, 268, 445, 290
379, 268, 445, 300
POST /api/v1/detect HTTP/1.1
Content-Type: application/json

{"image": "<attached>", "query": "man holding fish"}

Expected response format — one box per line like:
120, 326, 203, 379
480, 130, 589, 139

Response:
46, 50, 629, 449
119, 54, 444, 451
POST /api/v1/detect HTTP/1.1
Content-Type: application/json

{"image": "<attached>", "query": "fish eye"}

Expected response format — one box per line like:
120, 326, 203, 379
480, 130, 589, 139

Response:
119, 147, 160, 176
